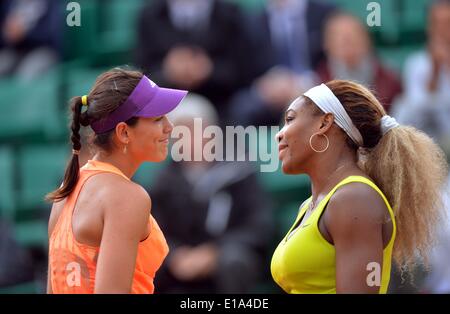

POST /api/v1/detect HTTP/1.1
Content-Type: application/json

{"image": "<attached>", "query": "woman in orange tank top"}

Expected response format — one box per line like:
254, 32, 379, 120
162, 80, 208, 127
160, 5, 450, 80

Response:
46, 68, 187, 293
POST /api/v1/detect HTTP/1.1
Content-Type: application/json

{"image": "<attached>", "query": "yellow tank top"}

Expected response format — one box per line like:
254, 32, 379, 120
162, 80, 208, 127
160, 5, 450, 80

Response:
271, 175, 396, 294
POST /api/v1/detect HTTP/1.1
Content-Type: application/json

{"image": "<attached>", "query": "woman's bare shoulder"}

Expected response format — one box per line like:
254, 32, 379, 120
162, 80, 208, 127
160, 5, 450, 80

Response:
87, 173, 151, 219
325, 181, 388, 232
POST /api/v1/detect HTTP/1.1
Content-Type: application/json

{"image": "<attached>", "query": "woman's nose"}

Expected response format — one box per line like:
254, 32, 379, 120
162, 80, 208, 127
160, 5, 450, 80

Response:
164, 117, 174, 133
275, 130, 283, 143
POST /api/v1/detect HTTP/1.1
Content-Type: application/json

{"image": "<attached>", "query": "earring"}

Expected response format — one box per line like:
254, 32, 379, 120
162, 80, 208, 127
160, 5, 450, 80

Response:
309, 133, 329, 153
123, 143, 128, 154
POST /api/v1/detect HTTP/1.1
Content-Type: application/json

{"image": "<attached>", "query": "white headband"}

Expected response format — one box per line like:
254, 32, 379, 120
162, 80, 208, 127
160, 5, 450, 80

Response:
303, 83, 364, 147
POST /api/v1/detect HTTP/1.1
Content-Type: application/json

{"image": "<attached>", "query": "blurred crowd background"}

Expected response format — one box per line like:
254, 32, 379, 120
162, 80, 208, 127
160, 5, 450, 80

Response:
0, 0, 449, 294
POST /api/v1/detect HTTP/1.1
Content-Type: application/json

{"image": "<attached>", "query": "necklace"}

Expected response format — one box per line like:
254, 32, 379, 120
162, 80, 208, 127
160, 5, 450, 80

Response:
308, 163, 351, 213
284, 163, 353, 243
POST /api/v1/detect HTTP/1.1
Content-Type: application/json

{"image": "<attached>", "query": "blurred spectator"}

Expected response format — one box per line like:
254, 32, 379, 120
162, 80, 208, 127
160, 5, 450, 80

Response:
317, 13, 402, 113
134, 0, 248, 120
0, 0, 61, 81
392, 0, 450, 157
227, 0, 336, 127
149, 94, 273, 293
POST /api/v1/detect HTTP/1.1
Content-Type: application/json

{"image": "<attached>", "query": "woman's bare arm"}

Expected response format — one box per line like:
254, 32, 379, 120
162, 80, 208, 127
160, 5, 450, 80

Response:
94, 181, 151, 294
325, 183, 387, 293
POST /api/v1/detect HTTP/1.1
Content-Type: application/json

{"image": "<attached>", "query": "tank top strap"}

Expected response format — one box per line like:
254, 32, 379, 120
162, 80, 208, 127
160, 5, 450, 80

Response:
288, 196, 312, 236
314, 175, 396, 231
64, 160, 129, 215
51, 160, 130, 241
81, 160, 130, 181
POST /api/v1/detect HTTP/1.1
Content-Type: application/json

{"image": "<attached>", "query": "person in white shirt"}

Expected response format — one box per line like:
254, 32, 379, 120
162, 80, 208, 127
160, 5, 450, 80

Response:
392, 0, 450, 157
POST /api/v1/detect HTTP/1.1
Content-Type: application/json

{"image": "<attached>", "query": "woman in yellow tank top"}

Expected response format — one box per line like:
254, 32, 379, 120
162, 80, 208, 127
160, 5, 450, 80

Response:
271, 80, 448, 293
46, 68, 187, 293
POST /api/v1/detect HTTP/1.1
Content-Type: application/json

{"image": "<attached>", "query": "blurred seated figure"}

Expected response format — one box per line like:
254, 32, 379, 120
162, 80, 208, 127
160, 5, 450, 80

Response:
391, 0, 450, 157
149, 94, 274, 293
316, 13, 402, 113
134, 0, 247, 119
0, 0, 61, 81
227, 0, 336, 127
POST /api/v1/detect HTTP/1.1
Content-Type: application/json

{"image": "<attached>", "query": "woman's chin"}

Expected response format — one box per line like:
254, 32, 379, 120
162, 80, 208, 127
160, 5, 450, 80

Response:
145, 151, 167, 163
281, 161, 293, 174
157, 152, 168, 162
281, 160, 302, 175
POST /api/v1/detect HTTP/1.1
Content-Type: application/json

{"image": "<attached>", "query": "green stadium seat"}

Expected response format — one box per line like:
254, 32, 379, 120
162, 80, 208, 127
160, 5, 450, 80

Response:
376, 45, 422, 73
0, 280, 42, 294
53, 65, 108, 136
97, 0, 145, 61
396, 0, 428, 46
400, 0, 429, 33
250, 128, 310, 247
0, 146, 16, 220
254, 128, 311, 205
14, 220, 48, 248
226, 0, 267, 12
373, 0, 400, 43
0, 73, 63, 143
275, 201, 302, 240
56, 66, 109, 140
63, 0, 101, 62
0, 80, 38, 140
52, 61, 109, 135
11, 145, 68, 248
258, 168, 311, 205
133, 160, 167, 189
327, 0, 375, 22
65, 66, 107, 99
18, 145, 68, 212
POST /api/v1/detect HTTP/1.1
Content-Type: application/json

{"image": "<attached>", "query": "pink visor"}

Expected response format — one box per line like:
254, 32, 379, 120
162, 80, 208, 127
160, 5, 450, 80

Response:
91, 75, 188, 134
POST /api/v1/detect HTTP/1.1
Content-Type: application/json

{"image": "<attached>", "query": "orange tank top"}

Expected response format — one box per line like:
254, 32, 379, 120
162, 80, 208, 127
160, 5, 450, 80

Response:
49, 160, 169, 294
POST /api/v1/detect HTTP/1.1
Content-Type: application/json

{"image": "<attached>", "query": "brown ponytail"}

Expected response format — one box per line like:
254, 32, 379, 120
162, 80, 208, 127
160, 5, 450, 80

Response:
46, 96, 84, 202
46, 68, 143, 202
362, 126, 448, 270
306, 79, 449, 271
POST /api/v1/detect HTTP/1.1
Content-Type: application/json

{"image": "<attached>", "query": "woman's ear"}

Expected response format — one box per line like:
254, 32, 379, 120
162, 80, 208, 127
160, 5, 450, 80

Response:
319, 113, 335, 132
114, 122, 130, 145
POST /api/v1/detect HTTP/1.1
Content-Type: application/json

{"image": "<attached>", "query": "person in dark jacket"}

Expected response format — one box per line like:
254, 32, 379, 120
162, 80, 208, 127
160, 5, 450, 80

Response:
0, 0, 61, 80
227, 0, 336, 127
149, 94, 274, 293
134, 0, 248, 120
